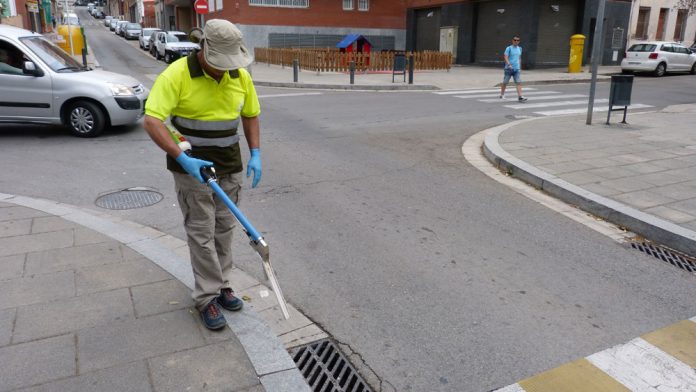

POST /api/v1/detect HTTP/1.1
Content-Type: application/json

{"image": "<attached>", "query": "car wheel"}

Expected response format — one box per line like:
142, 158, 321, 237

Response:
690, 63, 696, 75
653, 62, 666, 77
66, 100, 105, 137
621, 69, 633, 75
156, 49, 161, 60
164, 52, 173, 64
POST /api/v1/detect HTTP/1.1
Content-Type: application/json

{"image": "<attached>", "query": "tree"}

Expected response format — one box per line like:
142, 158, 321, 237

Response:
675, 0, 696, 15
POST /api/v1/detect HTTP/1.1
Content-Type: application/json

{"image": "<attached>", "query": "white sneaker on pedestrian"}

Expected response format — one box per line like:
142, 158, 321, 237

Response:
499, 95, 506, 100
518, 96, 528, 102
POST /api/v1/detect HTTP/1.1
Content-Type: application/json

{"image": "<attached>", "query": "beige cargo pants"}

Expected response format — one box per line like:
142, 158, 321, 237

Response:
173, 171, 243, 311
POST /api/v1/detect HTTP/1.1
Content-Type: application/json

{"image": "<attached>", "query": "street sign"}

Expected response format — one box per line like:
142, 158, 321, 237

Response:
194, 0, 208, 14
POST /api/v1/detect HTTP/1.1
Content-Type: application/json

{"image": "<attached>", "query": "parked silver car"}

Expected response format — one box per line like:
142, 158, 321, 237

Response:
0, 25, 149, 137
153, 31, 200, 63
114, 20, 129, 36
139, 27, 161, 50
123, 23, 142, 40
621, 41, 696, 76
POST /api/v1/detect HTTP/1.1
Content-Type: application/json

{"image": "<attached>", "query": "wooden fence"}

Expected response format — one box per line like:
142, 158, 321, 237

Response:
254, 48, 452, 72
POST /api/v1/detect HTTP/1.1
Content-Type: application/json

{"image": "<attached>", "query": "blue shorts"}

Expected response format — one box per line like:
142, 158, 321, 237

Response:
503, 68, 521, 84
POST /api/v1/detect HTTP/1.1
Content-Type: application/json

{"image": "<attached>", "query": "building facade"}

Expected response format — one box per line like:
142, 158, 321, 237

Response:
405, 0, 634, 68
628, 0, 696, 46
200, 0, 407, 54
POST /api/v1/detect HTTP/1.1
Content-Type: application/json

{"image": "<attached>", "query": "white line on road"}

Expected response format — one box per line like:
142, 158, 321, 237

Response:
478, 94, 587, 103
505, 99, 609, 110
587, 337, 696, 391
534, 103, 654, 116
454, 91, 561, 99
493, 383, 525, 392
434, 88, 538, 95
257, 92, 323, 98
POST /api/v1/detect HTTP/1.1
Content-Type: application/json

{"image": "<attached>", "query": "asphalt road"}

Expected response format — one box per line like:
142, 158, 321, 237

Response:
2, 12, 696, 391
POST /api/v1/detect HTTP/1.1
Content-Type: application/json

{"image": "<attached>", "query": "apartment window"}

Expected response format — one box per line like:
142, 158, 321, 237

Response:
674, 9, 688, 41
656, 8, 669, 40
343, 0, 353, 10
635, 7, 650, 40
358, 0, 368, 11
249, 0, 308, 7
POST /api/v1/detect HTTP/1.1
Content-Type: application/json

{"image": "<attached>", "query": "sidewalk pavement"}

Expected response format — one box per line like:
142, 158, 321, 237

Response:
0, 193, 316, 392
247, 62, 622, 90
483, 103, 696, 257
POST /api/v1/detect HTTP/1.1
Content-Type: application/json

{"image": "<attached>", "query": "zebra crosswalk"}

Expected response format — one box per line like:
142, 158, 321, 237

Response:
434, 87, 654, 117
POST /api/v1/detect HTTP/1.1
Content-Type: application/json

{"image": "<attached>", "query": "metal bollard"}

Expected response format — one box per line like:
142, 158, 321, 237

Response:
82, 48, 87, 67
408, 55, 414, 85
293, 59, 299, 83
349, 61, 355, 85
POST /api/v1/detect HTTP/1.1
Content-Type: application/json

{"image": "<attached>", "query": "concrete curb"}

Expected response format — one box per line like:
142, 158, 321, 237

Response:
0, 192, 310, 392
481, 118, 696, 256
253, 80, 440, 91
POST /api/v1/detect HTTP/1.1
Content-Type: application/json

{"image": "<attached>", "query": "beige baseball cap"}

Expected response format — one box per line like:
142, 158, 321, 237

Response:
202, 19, 252, 70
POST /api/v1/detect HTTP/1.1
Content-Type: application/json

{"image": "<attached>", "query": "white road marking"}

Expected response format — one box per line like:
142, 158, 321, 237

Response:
257, 92, 323, 98
587, 337, 696, 392
493, 383, 525, 392
434, 88, 537, 95
454, 91, 561, 99
534, 103, 654, 116
505, 99, 608, 110
478, 94, 587, 103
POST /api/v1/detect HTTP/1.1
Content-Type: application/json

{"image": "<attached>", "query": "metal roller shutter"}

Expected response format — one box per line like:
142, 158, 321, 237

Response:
475, 0, 523, 65
536, 0, 578, 66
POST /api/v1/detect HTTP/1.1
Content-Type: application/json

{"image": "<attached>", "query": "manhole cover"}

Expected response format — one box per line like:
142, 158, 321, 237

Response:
289, 339, 372, 392
95, 188, 163, 210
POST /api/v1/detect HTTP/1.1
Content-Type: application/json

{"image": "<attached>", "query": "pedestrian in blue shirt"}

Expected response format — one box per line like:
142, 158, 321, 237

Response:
500, 36, 527, 102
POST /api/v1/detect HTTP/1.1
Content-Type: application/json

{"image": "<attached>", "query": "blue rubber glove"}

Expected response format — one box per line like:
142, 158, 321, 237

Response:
175, 152, 213, 184
246, 148, 262, 188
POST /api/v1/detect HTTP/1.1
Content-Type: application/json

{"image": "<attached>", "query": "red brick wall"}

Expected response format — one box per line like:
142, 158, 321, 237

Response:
211, 1, 406, 29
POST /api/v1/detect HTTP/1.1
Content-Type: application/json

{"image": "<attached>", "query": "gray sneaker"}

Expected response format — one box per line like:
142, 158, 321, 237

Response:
518, 96, 528, 102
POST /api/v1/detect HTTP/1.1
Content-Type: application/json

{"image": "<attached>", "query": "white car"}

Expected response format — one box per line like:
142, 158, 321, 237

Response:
139, 28, 161, 50
621, 41, 696, 76
153, 31, 199, 64
0, 25, 149, 137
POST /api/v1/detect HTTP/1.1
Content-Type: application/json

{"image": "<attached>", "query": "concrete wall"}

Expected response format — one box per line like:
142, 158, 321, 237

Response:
238, 24, 406, 55
627, 0, 696, 46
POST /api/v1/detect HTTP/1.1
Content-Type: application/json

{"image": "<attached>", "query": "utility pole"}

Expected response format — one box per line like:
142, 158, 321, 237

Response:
586, 0, 607, 125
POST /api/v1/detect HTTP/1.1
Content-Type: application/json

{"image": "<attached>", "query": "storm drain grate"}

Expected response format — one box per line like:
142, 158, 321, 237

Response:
630, 240, 696, 273
289, 339, 372, 392
95, 188, 163, 210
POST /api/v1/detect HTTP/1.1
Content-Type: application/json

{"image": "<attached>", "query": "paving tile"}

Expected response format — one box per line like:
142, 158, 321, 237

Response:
30, 216, 78, 234
258, 305, 312, 337
580, 183, 624, 197
634, 172, 688, 186
558, 171, 608, 186
0, 230, 74, 258
666, 198, 696, 218
596, 177, 654, 193
130, 279, 194, 318
644, 206, 696, 224
0, 206, 49, 223
617, 162, 668, 175
74, 227, 113, 246
0, 218, 32, 238
77, 309, 205, 373
537, 161, 595, 174
16, 360, 152, 392
279, 324, 328, 349
610, 153, 653, 164
613, 190, 677, 209
586, 166, 641, 180
25, 242, 125, 275
13, 289, 134, 344
0, 334, 75, 392
0, 271, 74, 310
75, 258, 171, 296
149, 341, 260, 392
0, 254, 24, 281
260, 369, 311, 392
650, 158, 696, 170
0, 308, 15, 347
650, 182, 696, 201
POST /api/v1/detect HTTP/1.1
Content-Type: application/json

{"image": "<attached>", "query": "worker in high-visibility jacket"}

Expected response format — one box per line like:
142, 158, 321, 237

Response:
144, 19, 261, 331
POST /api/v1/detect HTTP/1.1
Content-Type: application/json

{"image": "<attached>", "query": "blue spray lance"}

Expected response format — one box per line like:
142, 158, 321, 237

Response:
169, 125, 290, 319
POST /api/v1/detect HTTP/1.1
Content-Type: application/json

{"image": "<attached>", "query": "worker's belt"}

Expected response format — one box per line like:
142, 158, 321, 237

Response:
185, 134, 239, 147
172, 116, 240, 131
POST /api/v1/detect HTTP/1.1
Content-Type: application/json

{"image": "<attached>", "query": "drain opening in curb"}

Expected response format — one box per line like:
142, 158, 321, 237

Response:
289, 339, 372, 392
629, 239, 696, 273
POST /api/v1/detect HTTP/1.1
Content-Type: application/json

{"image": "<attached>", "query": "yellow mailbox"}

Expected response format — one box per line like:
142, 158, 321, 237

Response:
568, 34, 585, 73
56, 25, 85, 56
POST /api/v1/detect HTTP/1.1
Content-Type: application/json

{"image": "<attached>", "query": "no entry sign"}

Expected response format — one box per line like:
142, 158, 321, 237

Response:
194, 0, 208, 14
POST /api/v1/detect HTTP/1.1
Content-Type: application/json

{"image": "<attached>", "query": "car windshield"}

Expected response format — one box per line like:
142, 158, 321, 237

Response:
20, 36, 86, 72
627, 44, 657, 52
167, 33, 190, 43
143, 29, 159, 36
64, 16, 80, 25
127, 23, 141, 29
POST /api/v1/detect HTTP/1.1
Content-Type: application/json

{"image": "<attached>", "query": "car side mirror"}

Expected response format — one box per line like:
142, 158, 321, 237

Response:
22, 61, 43, 77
